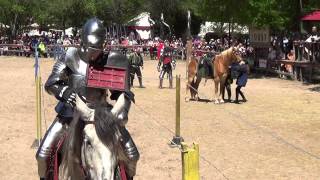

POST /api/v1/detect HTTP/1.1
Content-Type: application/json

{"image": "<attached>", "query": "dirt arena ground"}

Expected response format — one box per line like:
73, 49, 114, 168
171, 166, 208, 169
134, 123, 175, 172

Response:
0, 56, 319, 180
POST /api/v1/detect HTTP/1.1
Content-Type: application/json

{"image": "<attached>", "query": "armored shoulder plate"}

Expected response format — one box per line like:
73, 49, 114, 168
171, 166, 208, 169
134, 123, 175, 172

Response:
106, 50, 129, 69
64, 47, 85, 73
86, 50, 130, 92
106, 51, 130, 91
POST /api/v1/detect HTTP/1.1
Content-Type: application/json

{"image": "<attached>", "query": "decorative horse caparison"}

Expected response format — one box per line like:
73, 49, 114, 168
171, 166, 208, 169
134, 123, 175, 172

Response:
186, 47, 243, 103
48, 95, 126, 180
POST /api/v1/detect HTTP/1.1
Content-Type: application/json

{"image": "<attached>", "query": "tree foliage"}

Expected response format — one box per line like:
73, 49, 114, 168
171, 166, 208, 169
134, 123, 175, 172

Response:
190, 0, 320, 32
142, 0, 202, 38
0, 0, 319, 40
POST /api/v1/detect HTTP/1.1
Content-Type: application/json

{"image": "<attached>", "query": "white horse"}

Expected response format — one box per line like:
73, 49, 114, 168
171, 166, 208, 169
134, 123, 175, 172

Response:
57, 95, 125, 180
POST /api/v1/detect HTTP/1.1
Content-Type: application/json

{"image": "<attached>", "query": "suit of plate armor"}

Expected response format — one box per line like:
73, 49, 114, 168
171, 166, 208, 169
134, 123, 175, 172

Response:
35, 18, 139, 179
157, 46, 176, 88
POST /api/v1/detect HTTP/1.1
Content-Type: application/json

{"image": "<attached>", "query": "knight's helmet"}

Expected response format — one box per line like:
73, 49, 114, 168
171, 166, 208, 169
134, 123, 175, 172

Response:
163, 46, 172, 57
80, 18, 106, 62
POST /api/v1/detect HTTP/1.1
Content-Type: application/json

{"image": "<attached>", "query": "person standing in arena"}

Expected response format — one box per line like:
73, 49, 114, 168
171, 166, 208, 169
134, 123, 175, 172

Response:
129, 48, 145, 88
234, 60, 249, 104
157, 41, 176, 89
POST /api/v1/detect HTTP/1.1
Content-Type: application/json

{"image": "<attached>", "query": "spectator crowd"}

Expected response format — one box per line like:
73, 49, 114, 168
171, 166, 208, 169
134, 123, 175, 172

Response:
0, 26, 319, 64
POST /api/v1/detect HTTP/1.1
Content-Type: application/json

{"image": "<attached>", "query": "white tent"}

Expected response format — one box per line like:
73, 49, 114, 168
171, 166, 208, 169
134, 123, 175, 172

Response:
64, 27, 80, 37
128, 12, 154, 40
30, 23, 40, 28
28, 29, 41, 36
65, 27, 74, 36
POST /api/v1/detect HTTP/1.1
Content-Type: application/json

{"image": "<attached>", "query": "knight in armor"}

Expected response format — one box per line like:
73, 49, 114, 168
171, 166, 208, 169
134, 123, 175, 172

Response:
157, 41, 176, 88
128, 48, 145, 88
35, 18, 139, 180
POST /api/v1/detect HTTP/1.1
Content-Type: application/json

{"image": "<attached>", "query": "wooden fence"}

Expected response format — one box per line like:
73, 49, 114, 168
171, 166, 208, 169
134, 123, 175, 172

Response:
254, 41, 320, 82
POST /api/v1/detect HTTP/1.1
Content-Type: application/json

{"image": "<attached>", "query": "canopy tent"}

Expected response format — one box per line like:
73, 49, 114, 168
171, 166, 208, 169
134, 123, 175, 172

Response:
127, 12, 154, 39
28, 29, 41, 36
30, 23, 40, 28
65, 27, 74, 36
301, 10, 320, 21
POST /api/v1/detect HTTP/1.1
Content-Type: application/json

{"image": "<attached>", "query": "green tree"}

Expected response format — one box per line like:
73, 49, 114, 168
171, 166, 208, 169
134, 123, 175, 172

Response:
144, 0, 203, 38
0, 0, 38, 41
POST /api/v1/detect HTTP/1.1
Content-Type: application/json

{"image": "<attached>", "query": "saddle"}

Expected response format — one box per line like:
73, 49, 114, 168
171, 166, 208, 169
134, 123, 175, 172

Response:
197, 56, 214, 79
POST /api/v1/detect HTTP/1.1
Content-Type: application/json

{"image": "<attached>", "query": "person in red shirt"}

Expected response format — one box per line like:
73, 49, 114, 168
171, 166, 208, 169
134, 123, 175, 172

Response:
157, 41, 176, 88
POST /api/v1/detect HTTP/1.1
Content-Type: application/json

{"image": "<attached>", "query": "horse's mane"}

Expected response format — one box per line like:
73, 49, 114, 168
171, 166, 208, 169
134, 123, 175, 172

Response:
93, 102, 119, 150
215, 47, 242, 64
59, 102, 119, 180
220, 47, 234, 58
59, 112, 86, 180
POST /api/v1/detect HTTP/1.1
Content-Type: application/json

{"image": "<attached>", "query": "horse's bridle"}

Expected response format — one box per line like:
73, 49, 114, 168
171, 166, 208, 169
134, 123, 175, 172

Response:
83, 120, 95, 126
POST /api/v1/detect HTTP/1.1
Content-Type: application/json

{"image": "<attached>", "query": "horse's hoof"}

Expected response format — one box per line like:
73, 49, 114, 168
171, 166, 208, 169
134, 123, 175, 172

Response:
214, 100, 220, 104
219, 99, 225, 104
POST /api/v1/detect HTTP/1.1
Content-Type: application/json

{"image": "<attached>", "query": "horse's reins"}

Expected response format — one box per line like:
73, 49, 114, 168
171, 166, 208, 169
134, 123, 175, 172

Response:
83, 120, 95, 125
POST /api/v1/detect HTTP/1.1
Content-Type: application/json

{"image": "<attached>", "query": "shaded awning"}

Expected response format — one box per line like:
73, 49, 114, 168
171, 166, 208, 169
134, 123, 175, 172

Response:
301, 10, 320, 21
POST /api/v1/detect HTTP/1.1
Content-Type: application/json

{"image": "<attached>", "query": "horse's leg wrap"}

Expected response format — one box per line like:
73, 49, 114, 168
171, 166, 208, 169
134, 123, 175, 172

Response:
36, 117, 65, 178
222, 84, 231, 101
226, 84, 232, 101
118, 127, 140, 178
213, 78, 220, 103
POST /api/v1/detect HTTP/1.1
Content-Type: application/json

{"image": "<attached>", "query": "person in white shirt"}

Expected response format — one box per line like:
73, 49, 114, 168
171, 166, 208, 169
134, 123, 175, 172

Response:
306, 26, 319, 42
305, 26, 319, 60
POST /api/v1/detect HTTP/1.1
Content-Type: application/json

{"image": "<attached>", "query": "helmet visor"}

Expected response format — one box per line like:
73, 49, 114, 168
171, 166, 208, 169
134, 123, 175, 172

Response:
87, 47, 103, 61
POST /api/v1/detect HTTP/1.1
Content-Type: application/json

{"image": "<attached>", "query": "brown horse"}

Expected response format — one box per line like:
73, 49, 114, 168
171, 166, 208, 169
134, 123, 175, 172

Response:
186, 46, 242, 103
185, 56, 201, 101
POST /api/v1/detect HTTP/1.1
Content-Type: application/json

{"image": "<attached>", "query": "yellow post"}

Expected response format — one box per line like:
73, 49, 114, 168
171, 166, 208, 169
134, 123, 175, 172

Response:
176, 75, 180, 137
171, 75, 183, 146
181, 142, 200, 180
36, 76, 42, 146
31, 46, 43, 149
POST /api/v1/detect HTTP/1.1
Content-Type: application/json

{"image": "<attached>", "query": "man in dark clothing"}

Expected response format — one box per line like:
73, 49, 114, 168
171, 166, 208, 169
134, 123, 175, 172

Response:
129, 49, 145, 88
234, 60, 249, 104
223, 63, 239, 102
